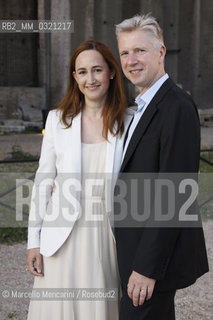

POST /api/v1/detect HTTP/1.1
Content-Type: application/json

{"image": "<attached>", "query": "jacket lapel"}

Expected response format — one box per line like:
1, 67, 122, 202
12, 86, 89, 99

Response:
105, 130, 116, 174
63, 112, 81, 174
107, 109, 134, 175
105, 111, 133, 229
120, 103, 158, 171
120, 78, 174, 172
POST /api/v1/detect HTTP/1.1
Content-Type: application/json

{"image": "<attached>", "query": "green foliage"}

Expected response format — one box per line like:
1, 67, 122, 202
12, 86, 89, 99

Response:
10, 145, 36, 160
200, 150, 213, 173
0, 227, 27, 244
7, 312, 17, 319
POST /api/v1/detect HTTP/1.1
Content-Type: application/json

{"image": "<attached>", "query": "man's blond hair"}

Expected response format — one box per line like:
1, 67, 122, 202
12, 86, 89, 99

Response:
115, 13, 164, 48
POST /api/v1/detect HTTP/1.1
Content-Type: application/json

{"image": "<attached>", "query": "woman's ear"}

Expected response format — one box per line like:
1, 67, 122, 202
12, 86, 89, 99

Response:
110, 70, 115, 79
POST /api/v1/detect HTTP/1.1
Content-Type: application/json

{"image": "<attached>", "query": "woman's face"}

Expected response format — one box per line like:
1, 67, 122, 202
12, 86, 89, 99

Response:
73, 50, 113, 105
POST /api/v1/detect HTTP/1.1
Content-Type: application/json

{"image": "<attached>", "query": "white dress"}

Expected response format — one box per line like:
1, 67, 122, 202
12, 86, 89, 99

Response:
27, 141, 120, 320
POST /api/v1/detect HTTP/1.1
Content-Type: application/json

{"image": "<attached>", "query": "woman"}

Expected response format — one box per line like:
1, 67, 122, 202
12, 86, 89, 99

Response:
26, 40, 133, 320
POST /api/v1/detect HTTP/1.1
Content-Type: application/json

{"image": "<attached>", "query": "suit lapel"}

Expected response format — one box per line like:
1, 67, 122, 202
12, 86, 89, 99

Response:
120, 103, 158, 171
120, 78, 174, 172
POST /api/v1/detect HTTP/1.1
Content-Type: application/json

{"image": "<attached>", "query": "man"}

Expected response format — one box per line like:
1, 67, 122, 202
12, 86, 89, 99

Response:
114, 14, 209, 320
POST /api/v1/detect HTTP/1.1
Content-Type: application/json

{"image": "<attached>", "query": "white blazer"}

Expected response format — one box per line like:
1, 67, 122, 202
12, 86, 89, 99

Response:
27, 109, 133, 256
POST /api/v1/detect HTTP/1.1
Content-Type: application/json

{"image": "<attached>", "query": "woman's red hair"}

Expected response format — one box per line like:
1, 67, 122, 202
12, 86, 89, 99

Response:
56, 40, 127, 138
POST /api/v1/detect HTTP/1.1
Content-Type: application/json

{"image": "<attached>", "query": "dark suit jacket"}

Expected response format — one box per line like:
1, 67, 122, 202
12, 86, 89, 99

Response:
115, 78, 209, 291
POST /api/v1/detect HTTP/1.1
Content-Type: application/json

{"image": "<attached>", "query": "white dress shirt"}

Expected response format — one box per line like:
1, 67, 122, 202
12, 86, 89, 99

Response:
122, 73, 169, 163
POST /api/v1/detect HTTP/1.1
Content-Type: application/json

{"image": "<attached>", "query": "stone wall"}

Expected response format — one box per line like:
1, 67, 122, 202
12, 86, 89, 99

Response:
0, 0, 212, 130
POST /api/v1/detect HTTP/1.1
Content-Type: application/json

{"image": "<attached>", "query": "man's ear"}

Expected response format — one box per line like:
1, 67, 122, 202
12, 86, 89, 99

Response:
159, 45, 166, 62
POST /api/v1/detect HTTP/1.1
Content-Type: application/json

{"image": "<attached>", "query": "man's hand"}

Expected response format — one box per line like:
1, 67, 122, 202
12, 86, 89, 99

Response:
26, 248, 44, 277
127, 270, 156, 307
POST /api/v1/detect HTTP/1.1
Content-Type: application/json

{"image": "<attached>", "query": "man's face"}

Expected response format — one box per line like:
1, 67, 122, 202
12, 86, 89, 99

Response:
118, 29, 166, 94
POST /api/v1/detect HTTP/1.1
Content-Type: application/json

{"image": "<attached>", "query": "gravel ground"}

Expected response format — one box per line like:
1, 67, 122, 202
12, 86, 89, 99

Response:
201, 122, 213, 148
0, 220, 212, 320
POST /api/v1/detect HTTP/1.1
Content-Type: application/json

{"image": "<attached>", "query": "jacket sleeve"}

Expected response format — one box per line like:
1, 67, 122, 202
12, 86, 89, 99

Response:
27, 111, 57, 249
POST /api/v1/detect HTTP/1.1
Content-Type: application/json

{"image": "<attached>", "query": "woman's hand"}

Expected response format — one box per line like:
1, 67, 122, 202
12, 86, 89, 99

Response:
26, 248, 44, 277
